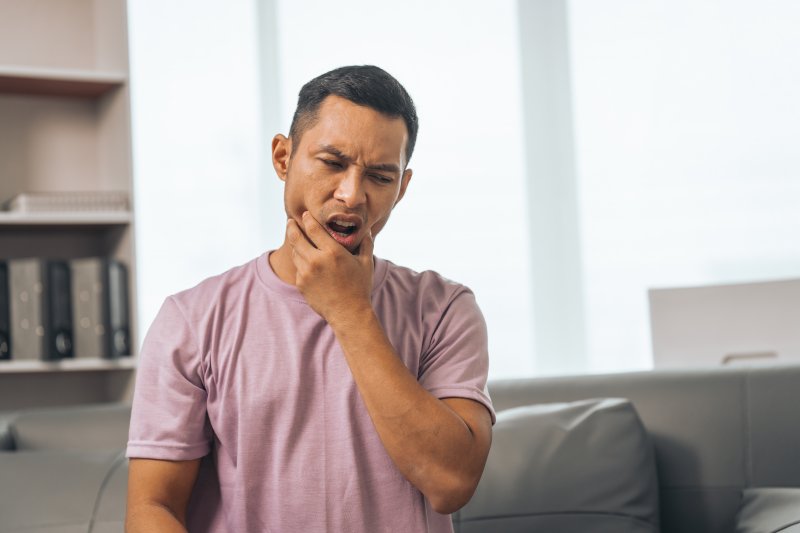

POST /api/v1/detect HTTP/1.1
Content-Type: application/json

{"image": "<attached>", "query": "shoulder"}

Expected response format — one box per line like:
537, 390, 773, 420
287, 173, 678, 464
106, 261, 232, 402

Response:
376, 258, 479, 320
167, 255, 261, 322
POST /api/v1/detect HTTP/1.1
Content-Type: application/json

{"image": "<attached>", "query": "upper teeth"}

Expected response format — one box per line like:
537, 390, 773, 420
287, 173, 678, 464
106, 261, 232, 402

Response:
333, 220, 355, 227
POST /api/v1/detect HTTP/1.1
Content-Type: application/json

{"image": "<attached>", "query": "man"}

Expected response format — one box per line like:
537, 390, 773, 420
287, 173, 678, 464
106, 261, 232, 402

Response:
126, 65, 494, 532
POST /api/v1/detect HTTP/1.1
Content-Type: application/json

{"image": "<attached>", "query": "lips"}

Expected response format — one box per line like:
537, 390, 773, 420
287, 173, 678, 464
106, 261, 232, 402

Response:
324, 213, 364, 250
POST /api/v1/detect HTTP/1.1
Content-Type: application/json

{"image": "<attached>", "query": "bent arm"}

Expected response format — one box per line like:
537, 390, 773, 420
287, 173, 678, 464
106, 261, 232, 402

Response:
286, 216, 492, 513
126, 457, 201, 532
330, 306, 492, 515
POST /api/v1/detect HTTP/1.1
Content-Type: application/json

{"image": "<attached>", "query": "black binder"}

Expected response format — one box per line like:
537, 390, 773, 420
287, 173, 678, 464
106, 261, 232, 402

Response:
108, 260, 130, 357
9, 259, 73, 360
47, 260, 74, 360
0, 261, 10, 360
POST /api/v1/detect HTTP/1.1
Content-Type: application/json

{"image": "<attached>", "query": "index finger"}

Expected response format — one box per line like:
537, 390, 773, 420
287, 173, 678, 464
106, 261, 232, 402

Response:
357, 228, 374, 265
301, 211, 337, 251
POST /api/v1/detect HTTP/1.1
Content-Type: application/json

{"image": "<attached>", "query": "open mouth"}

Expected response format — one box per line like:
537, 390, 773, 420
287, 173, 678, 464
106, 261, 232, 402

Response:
326, 219, 358, 237
324, 215, 363, 251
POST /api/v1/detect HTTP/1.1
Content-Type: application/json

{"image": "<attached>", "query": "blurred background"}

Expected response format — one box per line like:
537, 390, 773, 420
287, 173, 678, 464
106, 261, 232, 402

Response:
128, 0, 800, 380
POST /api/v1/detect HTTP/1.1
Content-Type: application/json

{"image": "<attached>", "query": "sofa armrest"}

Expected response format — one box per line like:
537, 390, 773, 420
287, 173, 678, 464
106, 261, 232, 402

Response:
11, 402, 131, 452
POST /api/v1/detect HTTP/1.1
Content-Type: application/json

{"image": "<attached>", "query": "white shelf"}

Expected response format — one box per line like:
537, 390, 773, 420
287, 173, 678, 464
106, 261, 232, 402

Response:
0, 357, 136, 374
0, 66, 126, 98
0, 211, 131, 226
0, 0, 138, 408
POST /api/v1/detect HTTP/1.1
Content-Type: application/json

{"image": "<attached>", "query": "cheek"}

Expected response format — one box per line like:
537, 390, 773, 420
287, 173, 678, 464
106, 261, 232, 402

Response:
283, 182, 302, 215
283, 172, 319, 215
368, 210, 393, 237
367, 190, 404, 235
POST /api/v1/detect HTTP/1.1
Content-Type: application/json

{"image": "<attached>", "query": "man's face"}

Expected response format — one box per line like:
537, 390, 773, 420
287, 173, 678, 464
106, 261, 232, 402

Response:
273, 95, 412, 253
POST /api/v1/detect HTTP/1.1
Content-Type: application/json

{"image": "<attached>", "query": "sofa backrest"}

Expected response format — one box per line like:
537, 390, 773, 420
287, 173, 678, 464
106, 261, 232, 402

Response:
486, 364, 800, 533
2, 402, 131, 452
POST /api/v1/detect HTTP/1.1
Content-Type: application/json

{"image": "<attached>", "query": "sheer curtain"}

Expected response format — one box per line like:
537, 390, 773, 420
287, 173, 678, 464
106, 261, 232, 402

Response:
566, 0, 800, 372
128, 0, 536, 379
128, 0, 265, 338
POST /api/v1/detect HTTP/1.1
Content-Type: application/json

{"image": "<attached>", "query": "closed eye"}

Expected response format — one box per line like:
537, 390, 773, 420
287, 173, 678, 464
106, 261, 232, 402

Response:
321, 159, 344, 169
369, 174, 393, 184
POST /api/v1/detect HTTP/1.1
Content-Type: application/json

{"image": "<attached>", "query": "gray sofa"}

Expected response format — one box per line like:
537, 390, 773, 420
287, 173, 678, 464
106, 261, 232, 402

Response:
2, 364, 799, 532
454, 363, 800, 533
0, 403, 130, 533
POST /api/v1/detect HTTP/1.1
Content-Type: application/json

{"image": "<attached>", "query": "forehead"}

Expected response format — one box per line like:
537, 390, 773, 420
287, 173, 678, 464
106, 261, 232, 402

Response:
300, 96, 409, 166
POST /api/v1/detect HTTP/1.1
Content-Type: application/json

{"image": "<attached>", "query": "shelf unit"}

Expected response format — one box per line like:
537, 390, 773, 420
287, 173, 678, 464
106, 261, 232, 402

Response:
0, 0, 138, 410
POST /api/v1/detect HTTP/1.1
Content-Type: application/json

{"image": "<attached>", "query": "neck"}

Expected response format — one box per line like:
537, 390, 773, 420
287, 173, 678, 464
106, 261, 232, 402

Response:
268, 242, 297, 286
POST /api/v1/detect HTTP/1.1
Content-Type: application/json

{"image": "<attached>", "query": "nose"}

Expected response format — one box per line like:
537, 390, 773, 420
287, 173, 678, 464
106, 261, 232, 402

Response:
333, 168, 366, 208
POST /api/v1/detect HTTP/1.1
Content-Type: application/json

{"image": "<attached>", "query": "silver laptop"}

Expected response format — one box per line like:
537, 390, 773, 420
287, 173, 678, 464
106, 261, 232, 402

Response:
648, 278, 800, 368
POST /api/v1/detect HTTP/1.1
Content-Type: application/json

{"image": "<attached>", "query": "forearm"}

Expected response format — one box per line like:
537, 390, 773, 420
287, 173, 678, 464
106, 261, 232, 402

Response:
330, 305, 486, 513
126, 503, 188, 533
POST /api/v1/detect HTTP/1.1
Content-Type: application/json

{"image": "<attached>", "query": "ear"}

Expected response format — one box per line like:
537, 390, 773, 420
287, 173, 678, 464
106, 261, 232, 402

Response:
272, 134, 292, 182
394, 168, 413, 207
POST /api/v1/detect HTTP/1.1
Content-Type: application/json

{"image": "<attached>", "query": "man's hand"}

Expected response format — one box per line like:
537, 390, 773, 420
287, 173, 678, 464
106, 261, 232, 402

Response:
286, 211, 374, 325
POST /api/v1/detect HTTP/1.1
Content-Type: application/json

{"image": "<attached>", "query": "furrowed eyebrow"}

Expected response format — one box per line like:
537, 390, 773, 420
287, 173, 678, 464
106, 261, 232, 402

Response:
317, 144, 400, 174
318, 144, 352, 162
366, 162, 401, 174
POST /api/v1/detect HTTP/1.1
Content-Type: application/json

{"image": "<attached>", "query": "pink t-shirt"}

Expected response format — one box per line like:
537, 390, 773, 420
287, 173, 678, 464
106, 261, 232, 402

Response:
127, 252, 494, 532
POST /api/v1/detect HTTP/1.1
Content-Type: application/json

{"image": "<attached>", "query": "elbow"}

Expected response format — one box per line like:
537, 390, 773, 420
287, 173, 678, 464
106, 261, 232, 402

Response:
427, 471, 481, 515
430, 496, 471, 516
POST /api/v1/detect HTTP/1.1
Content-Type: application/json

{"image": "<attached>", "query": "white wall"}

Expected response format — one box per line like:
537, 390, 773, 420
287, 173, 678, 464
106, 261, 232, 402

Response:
566, 0, 800, 372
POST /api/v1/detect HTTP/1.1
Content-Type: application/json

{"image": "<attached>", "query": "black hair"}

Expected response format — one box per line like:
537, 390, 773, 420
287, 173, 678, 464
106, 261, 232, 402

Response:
288, 65, 419, 165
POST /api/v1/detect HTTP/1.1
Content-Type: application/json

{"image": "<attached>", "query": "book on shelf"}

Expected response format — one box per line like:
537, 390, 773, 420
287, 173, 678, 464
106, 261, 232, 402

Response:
1, 257, 130, 362
1, 191, 129, 213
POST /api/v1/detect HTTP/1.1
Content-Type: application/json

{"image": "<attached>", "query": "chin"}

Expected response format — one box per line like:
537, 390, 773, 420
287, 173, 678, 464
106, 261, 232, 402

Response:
346, 240, 362, 255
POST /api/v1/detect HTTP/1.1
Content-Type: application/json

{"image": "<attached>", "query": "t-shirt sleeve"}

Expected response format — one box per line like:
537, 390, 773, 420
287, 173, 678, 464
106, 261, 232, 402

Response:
126, 295, 212, 460
418, 287, 496, 424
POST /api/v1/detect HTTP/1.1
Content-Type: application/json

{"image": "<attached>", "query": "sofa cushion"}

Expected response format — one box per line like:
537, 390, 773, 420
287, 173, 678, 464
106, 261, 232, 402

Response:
454, 398, 659, 533
735, 487, 800, 533
10, 403, 130, 452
